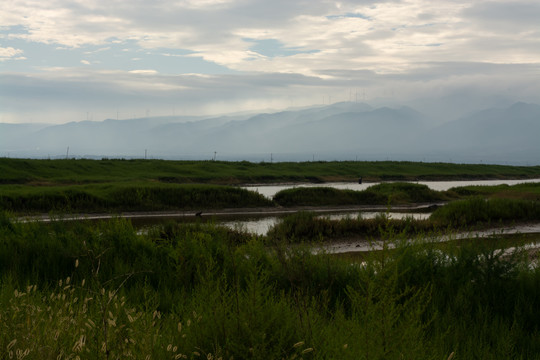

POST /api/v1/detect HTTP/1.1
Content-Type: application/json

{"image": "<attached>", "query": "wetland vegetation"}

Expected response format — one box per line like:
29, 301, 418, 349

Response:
2, 214, 540, 359
1, 158, 540, 359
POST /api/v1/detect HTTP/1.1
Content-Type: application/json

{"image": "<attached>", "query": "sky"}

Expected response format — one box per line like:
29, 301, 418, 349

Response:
1, 0, 539, 124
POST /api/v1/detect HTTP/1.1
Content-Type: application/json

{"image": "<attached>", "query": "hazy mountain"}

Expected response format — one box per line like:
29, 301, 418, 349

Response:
404, 92, 517, 125
1, 101, 538, 164
0, 123, 51, 153
415, 102, 540, 163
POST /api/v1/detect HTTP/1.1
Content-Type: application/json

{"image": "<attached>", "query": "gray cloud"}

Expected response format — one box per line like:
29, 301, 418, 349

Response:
1, 0, 539, 124
462, 1, 540, 28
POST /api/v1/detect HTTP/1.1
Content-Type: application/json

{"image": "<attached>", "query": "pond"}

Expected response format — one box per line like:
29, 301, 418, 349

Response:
22, 178, 540, 237
145, 178, 539, 235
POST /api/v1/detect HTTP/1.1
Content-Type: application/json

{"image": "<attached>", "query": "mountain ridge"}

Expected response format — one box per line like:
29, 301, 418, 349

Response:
1, 101, 538, 164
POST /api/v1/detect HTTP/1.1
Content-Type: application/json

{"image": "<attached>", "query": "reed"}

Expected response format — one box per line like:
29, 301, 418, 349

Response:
2, 213, 540, 358
430, 197, 540, 228
273, 182, 447, 207
0, 183, 274, 213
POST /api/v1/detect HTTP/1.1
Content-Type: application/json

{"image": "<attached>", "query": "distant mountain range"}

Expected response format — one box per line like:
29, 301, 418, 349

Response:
1, 101, 539, 165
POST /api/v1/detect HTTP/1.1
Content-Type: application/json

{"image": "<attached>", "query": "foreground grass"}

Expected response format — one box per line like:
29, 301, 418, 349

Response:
2, 214, 540, 359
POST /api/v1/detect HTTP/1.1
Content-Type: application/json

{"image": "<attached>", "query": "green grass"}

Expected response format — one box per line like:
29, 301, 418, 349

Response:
2, 158, 540, 214
2, 158, 540, 185
446, 182, 540, 201
273, 182, 447, 207
430, 197, 540, 228
2, 215, 540, 358
266, 211, 434, 242
273, 187, 387, 206
0, 182, 274, 213
268, 194, 540, 243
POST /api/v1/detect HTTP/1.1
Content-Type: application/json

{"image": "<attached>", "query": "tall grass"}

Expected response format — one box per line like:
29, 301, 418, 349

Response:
273, 182, 447, 207
0, 183, 274, 213
267, 211, 434, 243
430, 197, 540, 228
268, 196, 540, 242
446, 182, 540, 200
2, 213, 540, 358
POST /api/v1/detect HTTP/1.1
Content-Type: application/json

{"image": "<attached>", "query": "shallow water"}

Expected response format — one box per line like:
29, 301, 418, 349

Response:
321, 223, 540, 254
20, 178, 540, 237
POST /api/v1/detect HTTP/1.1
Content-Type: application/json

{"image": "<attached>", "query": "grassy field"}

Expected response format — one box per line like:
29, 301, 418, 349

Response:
2, 158, 540, 185
1, 158, 540, 214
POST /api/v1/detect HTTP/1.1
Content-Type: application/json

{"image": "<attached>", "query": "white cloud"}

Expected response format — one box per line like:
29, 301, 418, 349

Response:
128, 69, 158, 75
0, 46, 24, 61
80, 59, 91, 65
2, 0, 537, 75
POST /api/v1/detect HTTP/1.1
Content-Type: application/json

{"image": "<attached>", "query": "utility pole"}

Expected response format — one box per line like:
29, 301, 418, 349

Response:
66, 146, 70, 159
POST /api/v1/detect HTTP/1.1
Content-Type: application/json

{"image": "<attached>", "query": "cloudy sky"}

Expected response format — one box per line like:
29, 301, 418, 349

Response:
1, 0, 539, 124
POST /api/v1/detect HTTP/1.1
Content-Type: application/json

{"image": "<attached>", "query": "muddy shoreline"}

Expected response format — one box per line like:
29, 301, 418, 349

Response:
320, 223, 540, 254
17, 203, 446, 223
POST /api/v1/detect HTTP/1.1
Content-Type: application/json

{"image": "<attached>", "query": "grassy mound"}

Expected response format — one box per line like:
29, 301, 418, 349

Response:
0, 183, 274, 213
273, 182, 446, 207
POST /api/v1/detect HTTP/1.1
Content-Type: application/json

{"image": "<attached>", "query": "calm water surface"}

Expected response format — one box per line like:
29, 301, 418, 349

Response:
33, 179, 538, 237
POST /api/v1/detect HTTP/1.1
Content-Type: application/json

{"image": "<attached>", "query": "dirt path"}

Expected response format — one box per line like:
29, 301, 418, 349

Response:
17, 203, 445, 222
